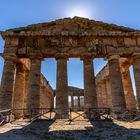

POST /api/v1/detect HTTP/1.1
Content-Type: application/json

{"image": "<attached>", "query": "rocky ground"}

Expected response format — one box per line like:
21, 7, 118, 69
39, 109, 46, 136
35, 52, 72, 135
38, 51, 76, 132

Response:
0, 119, 140, 140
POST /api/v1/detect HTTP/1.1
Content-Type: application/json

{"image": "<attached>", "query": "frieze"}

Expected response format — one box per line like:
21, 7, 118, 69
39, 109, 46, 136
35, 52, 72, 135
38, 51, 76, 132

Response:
12, 36, 140, 57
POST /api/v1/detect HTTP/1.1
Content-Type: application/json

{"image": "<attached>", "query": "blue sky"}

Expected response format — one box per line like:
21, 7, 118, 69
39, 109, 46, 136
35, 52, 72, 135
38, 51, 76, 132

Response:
0, 0, 140, 90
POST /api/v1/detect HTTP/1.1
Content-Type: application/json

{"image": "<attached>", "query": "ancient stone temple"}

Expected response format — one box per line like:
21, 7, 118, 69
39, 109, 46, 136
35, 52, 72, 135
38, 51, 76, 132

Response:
0, 57, 54, 118
0, 17, 140, 118
68, 86, 84, 109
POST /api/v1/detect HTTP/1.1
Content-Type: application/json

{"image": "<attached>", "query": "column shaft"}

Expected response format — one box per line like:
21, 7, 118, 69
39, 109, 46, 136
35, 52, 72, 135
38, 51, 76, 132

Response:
78, 96, 80, 108
101, 80, 108, 107
13, 64, 25, 118
0, 59, 16, 110
56, 58, 68, 118
133, 56, 140, 109
50, 94, 54, 108
108, 55, 126, 112
40, 86, 46, 108
83, 58, 97, 109
71, 95, 74, 108
26, 59, 41, 114
106, 78, 112, 109
96, 83, 103, 107
23, 70, 29, 109
121, 67, 136, 110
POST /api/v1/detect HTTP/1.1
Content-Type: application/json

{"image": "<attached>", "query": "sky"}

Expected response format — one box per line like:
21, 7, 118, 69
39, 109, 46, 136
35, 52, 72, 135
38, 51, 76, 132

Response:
0, 0, 140, 91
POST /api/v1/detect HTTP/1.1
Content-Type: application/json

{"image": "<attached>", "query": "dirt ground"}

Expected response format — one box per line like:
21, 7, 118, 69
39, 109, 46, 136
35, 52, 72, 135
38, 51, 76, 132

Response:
0, 118, 140, 140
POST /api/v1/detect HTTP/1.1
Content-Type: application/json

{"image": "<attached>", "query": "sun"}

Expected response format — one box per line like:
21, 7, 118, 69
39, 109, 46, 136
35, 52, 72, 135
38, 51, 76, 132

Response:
66, 7, 91, 18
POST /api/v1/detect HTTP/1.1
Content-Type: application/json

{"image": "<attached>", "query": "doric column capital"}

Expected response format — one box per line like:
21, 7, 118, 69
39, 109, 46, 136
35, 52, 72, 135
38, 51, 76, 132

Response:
2, 53, 17, 62
132, 53, 140, 61
80, 53, 94, 61
107, 55, 120, 61
119, 58, 131, 73
29, 55, 43, 61
55, 53, 69, 60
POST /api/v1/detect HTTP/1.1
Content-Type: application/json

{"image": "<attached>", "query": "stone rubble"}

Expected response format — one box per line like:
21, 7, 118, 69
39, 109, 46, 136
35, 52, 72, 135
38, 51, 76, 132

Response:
0, 119, 140, 140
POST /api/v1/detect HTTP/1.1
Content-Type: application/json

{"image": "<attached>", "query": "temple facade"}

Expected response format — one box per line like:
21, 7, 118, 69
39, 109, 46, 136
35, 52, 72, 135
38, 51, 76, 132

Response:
0, 17, 140, 118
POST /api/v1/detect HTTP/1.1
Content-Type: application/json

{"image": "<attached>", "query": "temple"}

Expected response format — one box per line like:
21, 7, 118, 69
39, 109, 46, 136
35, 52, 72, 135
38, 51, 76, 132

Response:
0, 17, 140, 118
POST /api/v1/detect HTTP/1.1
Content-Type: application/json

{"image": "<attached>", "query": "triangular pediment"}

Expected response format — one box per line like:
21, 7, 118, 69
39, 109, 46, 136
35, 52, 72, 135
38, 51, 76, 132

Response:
5, 17, 137, 35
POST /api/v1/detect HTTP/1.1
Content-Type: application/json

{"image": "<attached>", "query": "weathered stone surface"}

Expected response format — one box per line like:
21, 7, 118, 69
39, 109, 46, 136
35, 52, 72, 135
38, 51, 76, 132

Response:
124, 38, 137, 46
96, 83, 103, 107
105, 78, 112, 108
95, 65, 109, 85
71, 95, 74, 108
23, 70, 29, 109
96, 58, 137, 111
108, 55, 126, 112
83, 58, 97, 109
101, 80, 108, 108
137, 37, 140, 46
12, 64, 25, 118
120, 62, 136, 110
0, 59, 16, 110
40, 74, 54, 109
18, 58, 54, 112
26, 59, 41, 115
68, 86, 84, 96
1, 17, 140, 118
96, 79, 110, 108
3, 17, 135, 34
55, 58, 68, 118
133, 55, 140, 109
1, 17, 140, 59
77, 96, 80, 108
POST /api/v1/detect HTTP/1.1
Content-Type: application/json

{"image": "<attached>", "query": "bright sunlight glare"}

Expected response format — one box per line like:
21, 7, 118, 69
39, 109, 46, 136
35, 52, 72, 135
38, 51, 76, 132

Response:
66, 7, 92, 18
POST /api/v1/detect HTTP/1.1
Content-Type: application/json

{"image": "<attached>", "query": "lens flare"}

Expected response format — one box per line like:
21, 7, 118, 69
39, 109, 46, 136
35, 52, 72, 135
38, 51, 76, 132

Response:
66, 6, 92, 18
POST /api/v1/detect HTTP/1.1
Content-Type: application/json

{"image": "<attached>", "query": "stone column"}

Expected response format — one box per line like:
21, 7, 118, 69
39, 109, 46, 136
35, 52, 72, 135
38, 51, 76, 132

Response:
101, 79, 108, 108
26, 58, 42, 115
55, 56, 68, 118
133, 55, 140, 109
108, 55, 126, 112
13, 64, 25, 118
78, 96, 80, 108
82, 57, 97, 110
96, 83, 103, 108
23, 70, 29, 109
51, 94, 54, 109
120, 63, 136, 110
105, 77, 112, 109
71, 95, 74, 109
40, 85, 45, 108
0, 56, 16, 110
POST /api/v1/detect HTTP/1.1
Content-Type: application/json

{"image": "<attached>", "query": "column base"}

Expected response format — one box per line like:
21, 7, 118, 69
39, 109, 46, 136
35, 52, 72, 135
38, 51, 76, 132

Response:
84, 109, 101, 120
13, 110, 24, 119
111, 112, 122, 119
24, 109, 40, 119
111, 110, 127, 120
55, 108, 69, 119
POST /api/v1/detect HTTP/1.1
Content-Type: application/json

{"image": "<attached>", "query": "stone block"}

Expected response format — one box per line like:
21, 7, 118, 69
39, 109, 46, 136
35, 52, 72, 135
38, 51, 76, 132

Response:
137, 37, 140, 46
124, 38, 137, 46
